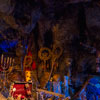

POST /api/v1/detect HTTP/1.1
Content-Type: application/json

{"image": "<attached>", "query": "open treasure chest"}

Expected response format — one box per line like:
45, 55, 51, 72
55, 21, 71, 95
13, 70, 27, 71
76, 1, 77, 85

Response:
9, 81, 33, 99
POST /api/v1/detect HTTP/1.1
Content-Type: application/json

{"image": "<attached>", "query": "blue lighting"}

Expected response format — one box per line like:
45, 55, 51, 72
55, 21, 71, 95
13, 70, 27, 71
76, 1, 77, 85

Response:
86, 78, 100, 100
0, 40, 18, 52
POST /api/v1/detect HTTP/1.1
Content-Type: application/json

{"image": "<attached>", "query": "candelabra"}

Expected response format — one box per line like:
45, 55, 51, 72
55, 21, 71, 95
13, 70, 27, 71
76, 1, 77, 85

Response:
0, 54, 15, 94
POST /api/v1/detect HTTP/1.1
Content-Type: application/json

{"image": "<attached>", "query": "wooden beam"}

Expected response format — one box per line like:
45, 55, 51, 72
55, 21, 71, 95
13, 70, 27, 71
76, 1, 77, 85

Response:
36, 88, 65, 98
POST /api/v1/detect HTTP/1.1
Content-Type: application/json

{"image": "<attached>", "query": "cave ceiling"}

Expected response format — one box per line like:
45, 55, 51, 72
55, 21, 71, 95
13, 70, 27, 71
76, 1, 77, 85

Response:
0, 0, 99, 54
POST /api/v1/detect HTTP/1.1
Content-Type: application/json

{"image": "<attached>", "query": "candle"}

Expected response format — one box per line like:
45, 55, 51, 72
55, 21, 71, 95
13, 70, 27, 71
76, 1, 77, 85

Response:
12, 58, 15, 66
4, 58, 6, 64
1, 54, 3, 64
7, 57, 9, 64
10, 57, 12, 65
13, 58, 15, 63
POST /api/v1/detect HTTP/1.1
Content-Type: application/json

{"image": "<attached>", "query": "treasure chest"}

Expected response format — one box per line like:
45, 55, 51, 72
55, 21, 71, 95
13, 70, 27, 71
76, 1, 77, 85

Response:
10, 81, 33, 99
